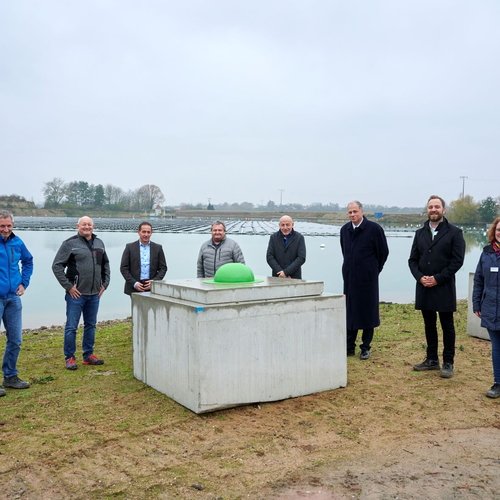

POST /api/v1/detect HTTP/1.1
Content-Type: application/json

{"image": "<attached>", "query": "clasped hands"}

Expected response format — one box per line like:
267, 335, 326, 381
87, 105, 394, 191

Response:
420, 275, 437, 288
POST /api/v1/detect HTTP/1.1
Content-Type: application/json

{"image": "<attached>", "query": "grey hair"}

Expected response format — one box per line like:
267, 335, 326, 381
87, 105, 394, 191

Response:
0, 210, 14, 222
347, 200, 363, 210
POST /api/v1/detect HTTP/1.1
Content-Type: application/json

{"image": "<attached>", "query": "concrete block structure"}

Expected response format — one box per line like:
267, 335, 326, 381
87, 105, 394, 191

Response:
132, 277, 346, 413
467, 272, 489, 340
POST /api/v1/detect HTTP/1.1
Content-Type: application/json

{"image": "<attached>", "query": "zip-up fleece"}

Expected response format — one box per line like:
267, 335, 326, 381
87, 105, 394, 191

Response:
0, 233, 33, 297
52, 233, 110, 295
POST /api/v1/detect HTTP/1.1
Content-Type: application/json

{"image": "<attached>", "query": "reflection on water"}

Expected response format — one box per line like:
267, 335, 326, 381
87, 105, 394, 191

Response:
8, 226, 486, 330
463, 230, 488, 254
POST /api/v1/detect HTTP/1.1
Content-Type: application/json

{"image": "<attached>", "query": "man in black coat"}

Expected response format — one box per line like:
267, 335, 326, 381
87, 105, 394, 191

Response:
340, 201, 389, 360
266, 215, 306, 279
120, 222, 168, 295
408, 195, 465, 378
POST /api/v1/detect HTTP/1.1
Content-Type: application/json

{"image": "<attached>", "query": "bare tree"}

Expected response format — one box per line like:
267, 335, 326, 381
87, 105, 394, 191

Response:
43, 177, 67, 207
104, 184, 125, 206
136, 184, 165, 211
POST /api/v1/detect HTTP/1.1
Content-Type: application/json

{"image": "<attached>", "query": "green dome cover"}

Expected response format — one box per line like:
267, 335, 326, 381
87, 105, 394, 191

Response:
213, 263, 255, 283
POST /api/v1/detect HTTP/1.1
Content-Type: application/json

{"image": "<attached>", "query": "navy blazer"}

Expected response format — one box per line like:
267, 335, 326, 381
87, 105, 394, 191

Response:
120, 240, 167, 295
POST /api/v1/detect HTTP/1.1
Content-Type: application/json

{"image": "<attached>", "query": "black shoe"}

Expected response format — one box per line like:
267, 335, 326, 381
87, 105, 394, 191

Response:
347, 350, 355, 357
3, 376, 30, 389
413, 359, 440, 371
486, 383, 500, 399
0, 386, 5, 397
440, 362, 454, 379
360, 349, 371, 360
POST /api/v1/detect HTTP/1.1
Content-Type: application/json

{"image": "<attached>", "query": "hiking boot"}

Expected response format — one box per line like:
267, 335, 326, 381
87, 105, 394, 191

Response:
3, 376, 30, 389
0, 386, 5, 397
83, 354, 104, 366
440, 362, 454, 379
65, 356, 78, 370
360, 349, 371, 360
413, 359, 440, 371
486, 383, 500, 399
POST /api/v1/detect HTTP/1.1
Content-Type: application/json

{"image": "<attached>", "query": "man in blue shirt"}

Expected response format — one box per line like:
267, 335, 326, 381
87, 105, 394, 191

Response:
120, 222, 168, 295
0, 210, 33, 396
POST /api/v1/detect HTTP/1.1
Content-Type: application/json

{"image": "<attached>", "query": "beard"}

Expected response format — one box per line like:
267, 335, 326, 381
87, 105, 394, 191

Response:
428, 213, 443, 223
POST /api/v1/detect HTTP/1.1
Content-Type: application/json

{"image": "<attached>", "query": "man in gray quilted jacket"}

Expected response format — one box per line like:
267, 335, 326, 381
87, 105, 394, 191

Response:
197, 221, 245, 278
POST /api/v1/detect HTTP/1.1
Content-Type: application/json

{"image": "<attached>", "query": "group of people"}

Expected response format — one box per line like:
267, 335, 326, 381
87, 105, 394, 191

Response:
343, 195, 499, 399
1, 197, 499, 400
196, 216, 306, 280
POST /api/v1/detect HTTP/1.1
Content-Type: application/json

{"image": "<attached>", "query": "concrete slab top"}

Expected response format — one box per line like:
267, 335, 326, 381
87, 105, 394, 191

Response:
151, 277, 326, 305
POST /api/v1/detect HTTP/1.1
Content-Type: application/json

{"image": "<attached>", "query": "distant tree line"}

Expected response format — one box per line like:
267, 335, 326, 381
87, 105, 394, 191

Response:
43, 178, 165, 213
447, 195, 499, 225
9, 179, 499, 222
182, 197, 499, 223
180, 200, 428, 214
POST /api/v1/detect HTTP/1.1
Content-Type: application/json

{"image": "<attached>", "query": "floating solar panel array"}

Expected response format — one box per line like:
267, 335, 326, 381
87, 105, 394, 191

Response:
14, 216, 413, 237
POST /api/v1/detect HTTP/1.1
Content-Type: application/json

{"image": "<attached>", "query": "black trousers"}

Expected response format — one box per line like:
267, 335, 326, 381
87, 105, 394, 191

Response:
421, 310, 455, 364
347, 328, 374, 353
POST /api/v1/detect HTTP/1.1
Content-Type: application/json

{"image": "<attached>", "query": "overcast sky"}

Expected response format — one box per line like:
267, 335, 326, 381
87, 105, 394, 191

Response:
1, 1, 499, 208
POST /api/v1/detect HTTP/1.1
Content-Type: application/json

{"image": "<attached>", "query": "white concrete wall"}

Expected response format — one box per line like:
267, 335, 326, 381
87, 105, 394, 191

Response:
467, 272, 489, 341
132, 291, 346, 413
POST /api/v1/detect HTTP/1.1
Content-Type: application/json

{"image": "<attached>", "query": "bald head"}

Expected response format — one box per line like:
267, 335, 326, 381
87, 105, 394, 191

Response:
77, 216, 94, 240
279, 215, 294, 236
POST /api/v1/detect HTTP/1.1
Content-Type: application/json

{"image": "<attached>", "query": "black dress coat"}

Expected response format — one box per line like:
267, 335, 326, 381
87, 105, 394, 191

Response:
408, 218, 465, 312
266, 229, 306, 279
340, 218, 389, 330
120, 241, 168, 295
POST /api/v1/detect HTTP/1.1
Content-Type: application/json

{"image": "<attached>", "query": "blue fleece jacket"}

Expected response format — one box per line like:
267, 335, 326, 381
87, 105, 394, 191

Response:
0, 233, 33, 297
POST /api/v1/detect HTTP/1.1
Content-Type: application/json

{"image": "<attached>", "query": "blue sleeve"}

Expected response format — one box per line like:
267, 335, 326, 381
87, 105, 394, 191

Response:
20, 242, 34, 288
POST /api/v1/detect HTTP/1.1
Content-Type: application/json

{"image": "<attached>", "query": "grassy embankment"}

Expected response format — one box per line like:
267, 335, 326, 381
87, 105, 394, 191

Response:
1, 301, 498, 498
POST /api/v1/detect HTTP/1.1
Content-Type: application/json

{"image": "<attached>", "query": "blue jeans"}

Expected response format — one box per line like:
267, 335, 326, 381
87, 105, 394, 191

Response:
64, 294, 100, 359
488, 329, 500, 384
1, 294, 23, 378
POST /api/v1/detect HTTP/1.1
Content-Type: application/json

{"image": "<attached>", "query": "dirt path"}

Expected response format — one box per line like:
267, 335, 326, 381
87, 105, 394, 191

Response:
275, 427, 500, 499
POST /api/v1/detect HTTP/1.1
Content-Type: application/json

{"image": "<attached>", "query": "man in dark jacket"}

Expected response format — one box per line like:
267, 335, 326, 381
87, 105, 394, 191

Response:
340, 201, 389, 360
408, 195, 465, 378
120, 222, 167, 295
266, 215, 306, 279
52, 216, 110, 371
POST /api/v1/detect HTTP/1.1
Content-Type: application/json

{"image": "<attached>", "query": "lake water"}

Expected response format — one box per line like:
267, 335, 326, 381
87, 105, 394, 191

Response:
10, 226, 484, 329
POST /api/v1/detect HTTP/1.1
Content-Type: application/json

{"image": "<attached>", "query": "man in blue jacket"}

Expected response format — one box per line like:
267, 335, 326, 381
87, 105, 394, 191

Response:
0, 210, 33, 396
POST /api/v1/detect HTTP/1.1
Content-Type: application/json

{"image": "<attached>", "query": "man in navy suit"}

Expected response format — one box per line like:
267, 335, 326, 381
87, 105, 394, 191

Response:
120, 222, 167, 295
